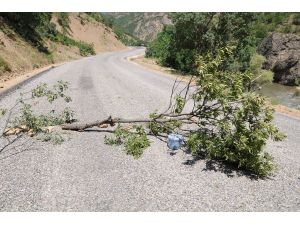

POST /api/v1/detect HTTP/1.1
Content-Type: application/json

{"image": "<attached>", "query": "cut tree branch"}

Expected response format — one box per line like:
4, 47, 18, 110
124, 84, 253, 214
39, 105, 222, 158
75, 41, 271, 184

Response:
61, 115, 194, 131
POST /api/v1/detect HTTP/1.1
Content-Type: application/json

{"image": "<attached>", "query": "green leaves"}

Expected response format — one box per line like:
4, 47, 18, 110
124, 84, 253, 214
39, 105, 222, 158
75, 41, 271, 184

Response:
11, 81, 75, 135
50, 32, 95, 56
186, 48, 286, 177
175, 95, 185, 114
31, 80, 72, 103
104, 125, 150, 159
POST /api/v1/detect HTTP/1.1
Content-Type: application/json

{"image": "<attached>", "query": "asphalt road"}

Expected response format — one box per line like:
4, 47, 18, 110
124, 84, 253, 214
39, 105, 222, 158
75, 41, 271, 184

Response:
0, 47, 299, 211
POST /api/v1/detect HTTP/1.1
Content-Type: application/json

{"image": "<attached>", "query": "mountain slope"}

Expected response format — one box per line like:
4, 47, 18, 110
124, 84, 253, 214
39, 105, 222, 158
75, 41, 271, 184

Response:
52, 13, 124, 53
108, 13, 171, 42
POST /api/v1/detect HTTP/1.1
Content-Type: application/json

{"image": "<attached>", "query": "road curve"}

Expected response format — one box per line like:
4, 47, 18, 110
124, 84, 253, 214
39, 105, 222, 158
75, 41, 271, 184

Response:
0, 47, 299, 211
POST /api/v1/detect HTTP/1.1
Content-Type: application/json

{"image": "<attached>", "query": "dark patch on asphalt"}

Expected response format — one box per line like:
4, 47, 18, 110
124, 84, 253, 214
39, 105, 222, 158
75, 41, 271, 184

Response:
79, 76, 94, 90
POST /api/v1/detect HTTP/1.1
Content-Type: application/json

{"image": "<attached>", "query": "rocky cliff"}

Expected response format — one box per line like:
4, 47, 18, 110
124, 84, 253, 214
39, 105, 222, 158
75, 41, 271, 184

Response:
259, 33, 300, 86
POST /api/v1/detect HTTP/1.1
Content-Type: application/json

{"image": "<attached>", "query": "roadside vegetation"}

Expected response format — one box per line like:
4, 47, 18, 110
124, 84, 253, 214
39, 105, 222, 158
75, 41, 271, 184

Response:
146, 13, 299, 76
0, 13, 96, 57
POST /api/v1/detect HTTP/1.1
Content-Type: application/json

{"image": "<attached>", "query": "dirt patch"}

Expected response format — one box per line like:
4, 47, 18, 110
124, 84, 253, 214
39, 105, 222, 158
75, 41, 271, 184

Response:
129, 54, 300, 119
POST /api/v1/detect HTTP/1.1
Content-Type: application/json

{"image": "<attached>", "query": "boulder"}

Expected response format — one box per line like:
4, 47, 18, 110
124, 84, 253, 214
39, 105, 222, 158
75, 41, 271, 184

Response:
258, 33, 300, 86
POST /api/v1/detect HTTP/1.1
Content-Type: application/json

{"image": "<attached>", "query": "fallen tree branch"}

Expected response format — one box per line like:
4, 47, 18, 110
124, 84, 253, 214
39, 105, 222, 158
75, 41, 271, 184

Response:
61, 115, 194, 131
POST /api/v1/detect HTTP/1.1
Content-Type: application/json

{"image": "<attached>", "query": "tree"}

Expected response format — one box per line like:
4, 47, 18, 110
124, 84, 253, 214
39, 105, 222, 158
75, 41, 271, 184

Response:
147, 13, 259, 73
146, 25, 176, 67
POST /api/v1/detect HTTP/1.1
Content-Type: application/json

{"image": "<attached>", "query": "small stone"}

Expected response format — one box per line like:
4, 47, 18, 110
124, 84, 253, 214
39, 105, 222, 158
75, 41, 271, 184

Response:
99, 124, 109, 128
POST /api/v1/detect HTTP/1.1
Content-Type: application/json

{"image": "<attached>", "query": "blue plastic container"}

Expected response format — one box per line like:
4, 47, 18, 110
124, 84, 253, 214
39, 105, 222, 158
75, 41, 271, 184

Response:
167, 134, 184, 150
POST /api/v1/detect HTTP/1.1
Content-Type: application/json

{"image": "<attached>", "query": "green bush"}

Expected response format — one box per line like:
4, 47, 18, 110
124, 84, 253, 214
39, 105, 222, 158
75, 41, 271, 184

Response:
146, 25, 176, 67
77, 41, 95, 56
147, 12, 299, 75
50, 32, 95, 56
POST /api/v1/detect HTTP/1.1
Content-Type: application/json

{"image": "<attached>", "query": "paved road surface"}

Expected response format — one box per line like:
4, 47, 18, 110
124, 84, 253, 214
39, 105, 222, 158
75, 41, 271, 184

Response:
0, 47, 299, 211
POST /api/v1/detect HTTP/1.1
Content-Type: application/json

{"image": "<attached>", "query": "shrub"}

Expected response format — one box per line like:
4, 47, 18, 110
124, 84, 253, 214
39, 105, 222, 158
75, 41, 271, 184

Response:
50, 32, 95, 56
146, 25, 175, 67
77, 42, 95, 56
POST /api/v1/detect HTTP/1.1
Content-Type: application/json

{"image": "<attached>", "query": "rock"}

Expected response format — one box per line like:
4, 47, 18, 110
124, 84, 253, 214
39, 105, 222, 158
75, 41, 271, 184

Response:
258, 33, 300, 86
99, 124, 109, 128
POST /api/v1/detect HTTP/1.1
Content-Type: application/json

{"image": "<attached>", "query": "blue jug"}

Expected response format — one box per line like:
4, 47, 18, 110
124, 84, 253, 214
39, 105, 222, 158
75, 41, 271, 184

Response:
167, 134, 184, 150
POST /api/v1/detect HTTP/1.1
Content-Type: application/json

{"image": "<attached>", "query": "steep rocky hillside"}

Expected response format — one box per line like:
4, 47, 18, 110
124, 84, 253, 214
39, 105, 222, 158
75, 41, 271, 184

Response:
0, 13, 125, 84
108, 13, 171, 42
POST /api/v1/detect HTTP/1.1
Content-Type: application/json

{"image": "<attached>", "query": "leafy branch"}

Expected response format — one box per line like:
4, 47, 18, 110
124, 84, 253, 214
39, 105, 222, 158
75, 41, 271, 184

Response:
0, 80, 75, 152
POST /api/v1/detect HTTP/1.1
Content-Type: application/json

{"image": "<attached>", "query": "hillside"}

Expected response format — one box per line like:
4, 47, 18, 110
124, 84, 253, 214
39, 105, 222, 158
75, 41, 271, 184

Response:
107, 13, 171, 42
0, 13, 125, 84
52, 13, 124, 52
